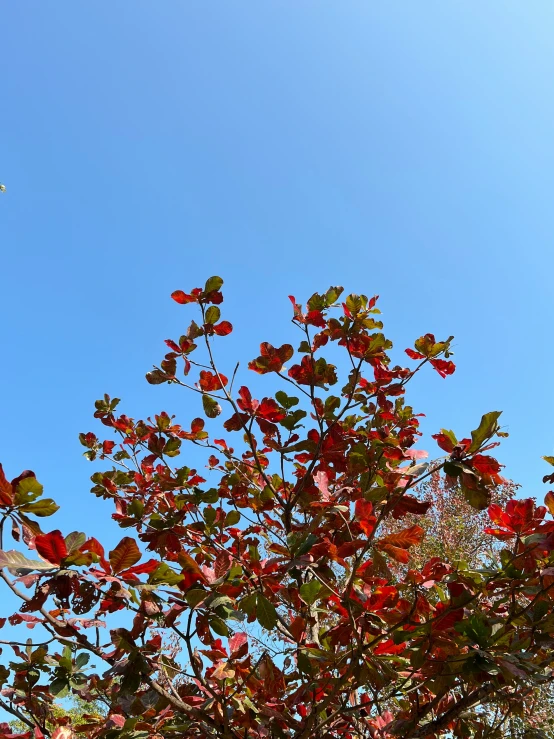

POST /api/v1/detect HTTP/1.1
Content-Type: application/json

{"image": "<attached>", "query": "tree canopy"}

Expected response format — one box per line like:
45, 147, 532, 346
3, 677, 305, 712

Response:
1, 278, 553, 739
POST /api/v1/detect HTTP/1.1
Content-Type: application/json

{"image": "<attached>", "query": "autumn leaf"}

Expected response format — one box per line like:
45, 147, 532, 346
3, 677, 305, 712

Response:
378, 525, 424, 549
35, 530, 68, 565
248, 342, 294, 374
109, 537, 141, 574
198, 370, 228, 391
0, 464, 13, 506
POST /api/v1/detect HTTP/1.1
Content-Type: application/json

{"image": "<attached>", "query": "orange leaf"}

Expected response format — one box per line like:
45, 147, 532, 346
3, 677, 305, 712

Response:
178, 551, 205, 578
109, 537, 141, 574
377, 542, 410, 564
379, 525, 424, 550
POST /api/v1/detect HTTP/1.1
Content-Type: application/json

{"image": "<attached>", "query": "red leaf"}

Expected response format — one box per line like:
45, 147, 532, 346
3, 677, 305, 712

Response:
355, 499, 373, 520
355, 499, 377, 537
248, 343, 294, 374
432, 605, 464, 631
0, 464, 13, 506
257, 398, 286, 423
374, 639, 406, 655
224, 412, 249, 431
199, 371, 228, 392
214, 321, 233, 336
102, 440, 115, 455
120, 559, 159, 576
382, 447, 405, 461
430, 358, 456, 378
391, 495, 431, 519
432, 433, 455, 453
178, 551, 207, 587
288, 356, 337, 387
237, 386, 258, 413
471, 454, 501, 475
366, 585, 398, 611
405, 348, 425, 360
82, 537, 110, 571
35, 530, 68, 565
229, 631, 248, 658
171, 290, 198, 304
165, 339, 181, 352
191, 418, 205, 433
305, 310, 326, 328
109, 537, 141, 574
214, 550, 231, 579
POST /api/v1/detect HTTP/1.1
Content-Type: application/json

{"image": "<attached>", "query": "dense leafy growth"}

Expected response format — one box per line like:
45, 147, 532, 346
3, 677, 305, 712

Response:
0, 278, 553, 739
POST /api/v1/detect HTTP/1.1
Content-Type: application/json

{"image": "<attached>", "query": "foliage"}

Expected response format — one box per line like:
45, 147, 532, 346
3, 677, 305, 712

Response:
382, 473, 554, 738
382, 472, 519, 571
10, 699, 104, 735
0, 278, 553, 739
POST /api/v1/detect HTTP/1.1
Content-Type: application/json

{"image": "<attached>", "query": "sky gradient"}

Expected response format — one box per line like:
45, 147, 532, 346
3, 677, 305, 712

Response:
2, 2, 554, 545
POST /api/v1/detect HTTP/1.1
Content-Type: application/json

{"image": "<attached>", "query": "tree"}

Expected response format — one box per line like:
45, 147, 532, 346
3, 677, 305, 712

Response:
382, 473, 554, 739
1, 278, 554, 739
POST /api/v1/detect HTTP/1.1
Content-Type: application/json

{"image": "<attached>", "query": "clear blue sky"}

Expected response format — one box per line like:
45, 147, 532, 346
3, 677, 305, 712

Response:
2, 2, 554, 544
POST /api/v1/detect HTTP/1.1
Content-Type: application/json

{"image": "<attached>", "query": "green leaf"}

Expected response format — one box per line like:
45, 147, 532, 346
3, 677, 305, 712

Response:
64, 532, 86, 554
148, 562, 184, 586
19, 498, 60, 517
205, 306, 221, 324
0, 665, 9, 685
256, 594, 277, 630
163, 438, 182, 458
204, 276, 224, 293
14, 477, 44, 505
307, 292, 326, 311
275, 391, 299, 409
409, 648, 426, 670
209, 617, 229, 636
297, 650, 313, 675
461, 484, 490, 511
239, 593, 257, 617
204, 507, 216, 526
300, 579, 321, 605
468, 411, 502, 454
75, 652, 90, 669
324, 396, 341, 415
325, 286, 343, 305
458, 614, 490, 647
345, 294, 364, 315
443, 461, 462, 477
185, 589, 208, 608
294, 533, 318, 558
280, 410, 307, 431
202, 394, 222, 419
202, 488, 219, 504
50, 678, 69, 697
0, 549, 55, 574
225, 510, 241, 527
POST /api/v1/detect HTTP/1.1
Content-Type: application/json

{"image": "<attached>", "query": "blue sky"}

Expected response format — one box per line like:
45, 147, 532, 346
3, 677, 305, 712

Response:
2, 1, 554, 545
